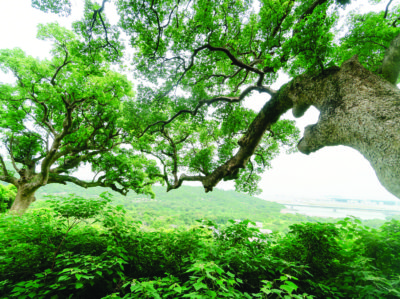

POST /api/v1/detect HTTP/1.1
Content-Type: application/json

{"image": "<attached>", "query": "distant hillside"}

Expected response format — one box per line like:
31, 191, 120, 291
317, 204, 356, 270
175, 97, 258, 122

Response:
1, 169, 392, 231
34, 184, 283, 225
31, 183, 346, 231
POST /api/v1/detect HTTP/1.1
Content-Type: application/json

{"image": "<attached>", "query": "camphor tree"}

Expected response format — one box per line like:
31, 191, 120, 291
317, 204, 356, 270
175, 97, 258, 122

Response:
0, 22, 160, 213
28, 0, 400, 199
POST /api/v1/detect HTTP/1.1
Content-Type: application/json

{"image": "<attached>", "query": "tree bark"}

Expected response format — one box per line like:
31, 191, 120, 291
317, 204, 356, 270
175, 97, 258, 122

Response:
172, 55, 400, 199
287, 55, 400, 199
9, 186, 37, 214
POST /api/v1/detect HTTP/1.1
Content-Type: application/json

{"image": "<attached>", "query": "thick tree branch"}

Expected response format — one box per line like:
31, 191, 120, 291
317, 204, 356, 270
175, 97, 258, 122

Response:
287, 56, 400, 198
379, 33, 400, 84
166, 174, 206, 191
0, 175, 17, 185
87, 0, 119, 55
160, 128, 179, 183
384, 0, 393, 19
0, 155, 9, 177
205, 44, 264, 76
6, 135, 21, 174
140, 149, 170, 186
0, 155, 18, 185
40, 98, 75, 183
167, 88, 293, 192
48, 173, 129, 196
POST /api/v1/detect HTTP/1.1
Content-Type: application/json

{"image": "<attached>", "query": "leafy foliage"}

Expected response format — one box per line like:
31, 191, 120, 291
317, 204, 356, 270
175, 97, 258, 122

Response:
0, 184, 16, 213
3, 0, 398, 297
0, 22, 160, 211
13, 0, 400, 208
1, 194, 399, 298
31, 0, 71, 16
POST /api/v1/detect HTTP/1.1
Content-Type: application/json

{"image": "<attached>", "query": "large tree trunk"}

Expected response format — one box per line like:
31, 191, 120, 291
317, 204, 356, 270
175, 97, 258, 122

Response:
172, 56, 400, 198
287, 56, 400, 198
9, 186, 37, 214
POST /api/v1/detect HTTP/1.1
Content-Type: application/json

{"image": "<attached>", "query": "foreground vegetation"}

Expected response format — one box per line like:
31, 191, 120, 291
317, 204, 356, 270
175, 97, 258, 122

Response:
1, 193, 399, 299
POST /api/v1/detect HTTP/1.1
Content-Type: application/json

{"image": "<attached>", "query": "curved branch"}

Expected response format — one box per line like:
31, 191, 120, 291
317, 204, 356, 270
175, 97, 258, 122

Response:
205, 44, 264, 75
139, 85, 277, 137
384, 0, 393, 19
166, 174, 206, 191
48, 173, 128, 196
161, 129, 179, 182
40, 97, 76, 183
97, 10, 119, 55
27, 89, 57, 136
0, 155, 17, 185
157, 41, 269, 100
150, 3, 162, 57
6, 135, 21, 173
87, 0, 119, 56
0, 156, 8, 177
50, 46, 72, 86
168, 88, 293, 192
140, 149, 170, 187
155, 45, 209, 100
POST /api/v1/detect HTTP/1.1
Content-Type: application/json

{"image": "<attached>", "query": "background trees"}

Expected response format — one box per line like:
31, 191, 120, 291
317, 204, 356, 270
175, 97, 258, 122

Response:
0, 23, 159, 212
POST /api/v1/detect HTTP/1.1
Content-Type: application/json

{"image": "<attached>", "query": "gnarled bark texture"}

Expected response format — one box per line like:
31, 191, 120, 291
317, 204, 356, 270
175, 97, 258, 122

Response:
287, 56, 400, 198
167, 56, 400, 199
10, 186, 38, 214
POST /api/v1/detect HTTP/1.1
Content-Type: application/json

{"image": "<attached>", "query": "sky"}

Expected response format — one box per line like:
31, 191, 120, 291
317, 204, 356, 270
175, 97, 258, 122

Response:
0, 0, 398, 202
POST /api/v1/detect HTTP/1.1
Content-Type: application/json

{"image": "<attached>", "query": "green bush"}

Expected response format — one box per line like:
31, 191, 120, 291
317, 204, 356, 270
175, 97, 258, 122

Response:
1, 195, 399, 298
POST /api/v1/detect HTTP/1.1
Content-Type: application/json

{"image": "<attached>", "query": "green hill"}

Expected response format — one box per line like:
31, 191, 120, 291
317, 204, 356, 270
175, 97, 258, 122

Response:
3, 175, 388, 230
31, 183, 343, 231
34, 184, 282, 226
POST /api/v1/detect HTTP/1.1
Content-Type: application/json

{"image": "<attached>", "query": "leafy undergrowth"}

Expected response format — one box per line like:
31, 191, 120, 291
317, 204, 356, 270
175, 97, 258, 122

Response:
1, 193, 399, 299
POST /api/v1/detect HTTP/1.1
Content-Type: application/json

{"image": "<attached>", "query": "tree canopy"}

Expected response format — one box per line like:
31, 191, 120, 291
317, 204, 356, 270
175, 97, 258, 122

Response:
2, 0, 400, 212
0, 23, 159, 212
112, 0, 400, 198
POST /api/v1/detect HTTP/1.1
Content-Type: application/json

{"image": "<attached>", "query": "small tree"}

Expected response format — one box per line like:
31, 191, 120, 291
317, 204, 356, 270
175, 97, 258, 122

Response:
0, 23, 160, 213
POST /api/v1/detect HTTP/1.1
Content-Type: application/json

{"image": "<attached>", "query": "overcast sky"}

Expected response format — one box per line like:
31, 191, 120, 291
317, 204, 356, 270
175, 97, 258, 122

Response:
0, 0, 398, 201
